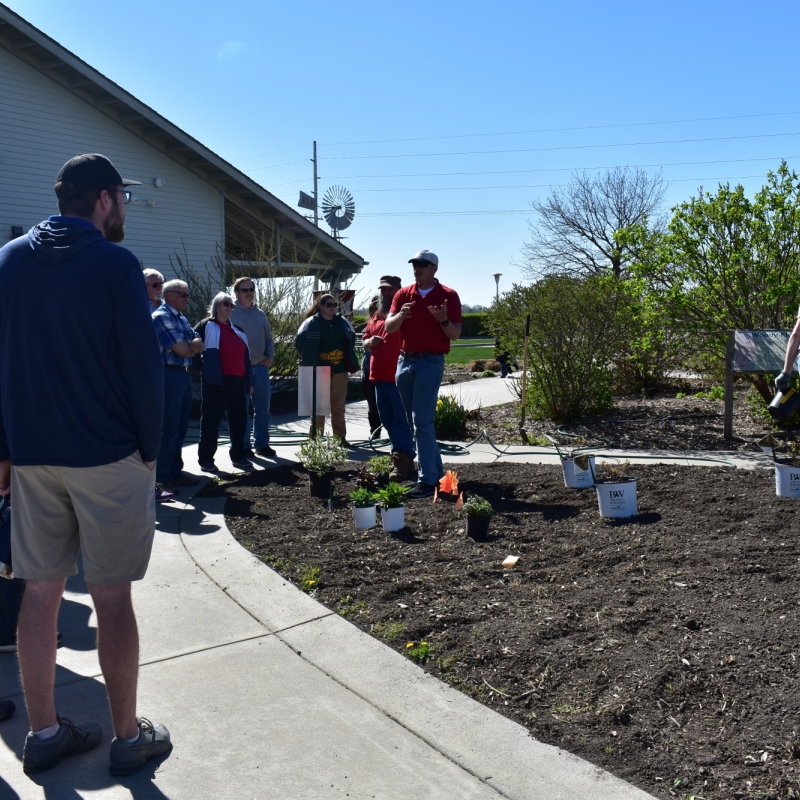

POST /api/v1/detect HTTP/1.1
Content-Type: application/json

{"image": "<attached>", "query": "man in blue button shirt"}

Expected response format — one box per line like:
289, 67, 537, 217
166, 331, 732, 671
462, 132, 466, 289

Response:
152, 280, 203, 491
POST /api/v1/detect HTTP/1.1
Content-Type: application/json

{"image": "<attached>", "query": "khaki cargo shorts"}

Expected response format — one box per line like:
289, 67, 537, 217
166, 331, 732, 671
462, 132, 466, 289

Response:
11, 452, 156, 584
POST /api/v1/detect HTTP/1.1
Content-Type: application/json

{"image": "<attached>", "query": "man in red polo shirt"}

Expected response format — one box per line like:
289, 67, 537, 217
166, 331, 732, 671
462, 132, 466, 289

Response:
385, 250, 462, 498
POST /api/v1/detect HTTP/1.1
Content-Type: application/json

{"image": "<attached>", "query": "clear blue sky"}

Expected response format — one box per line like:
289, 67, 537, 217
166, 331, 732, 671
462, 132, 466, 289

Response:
7, 0, 800, 305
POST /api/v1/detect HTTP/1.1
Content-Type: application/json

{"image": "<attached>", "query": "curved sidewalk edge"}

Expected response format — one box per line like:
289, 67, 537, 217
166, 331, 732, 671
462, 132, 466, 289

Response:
180, 496, 657, 800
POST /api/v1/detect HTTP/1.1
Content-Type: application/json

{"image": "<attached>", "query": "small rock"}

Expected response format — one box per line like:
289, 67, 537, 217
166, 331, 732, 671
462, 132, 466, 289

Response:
502, 555, 520, 569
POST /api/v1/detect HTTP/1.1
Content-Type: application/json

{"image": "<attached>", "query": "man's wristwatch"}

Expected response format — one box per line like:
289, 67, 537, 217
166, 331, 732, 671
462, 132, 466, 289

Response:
439, 318, 450, 327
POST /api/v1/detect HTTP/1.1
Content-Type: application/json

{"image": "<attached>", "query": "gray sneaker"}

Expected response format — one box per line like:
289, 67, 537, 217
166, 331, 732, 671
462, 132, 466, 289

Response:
22, 715, 102, 774
109, 717, 172, 775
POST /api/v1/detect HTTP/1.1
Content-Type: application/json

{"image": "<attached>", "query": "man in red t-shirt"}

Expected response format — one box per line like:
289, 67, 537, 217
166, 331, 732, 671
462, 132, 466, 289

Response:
385, 250, 462, 498
364, 275, 416, 481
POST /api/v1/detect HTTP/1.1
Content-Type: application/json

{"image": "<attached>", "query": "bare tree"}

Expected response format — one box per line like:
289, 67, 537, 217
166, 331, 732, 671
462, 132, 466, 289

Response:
521, 166, 667, 279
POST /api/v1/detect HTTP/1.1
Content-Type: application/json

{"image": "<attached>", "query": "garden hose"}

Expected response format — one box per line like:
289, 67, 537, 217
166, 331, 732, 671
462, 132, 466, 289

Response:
186, 419, 739, 469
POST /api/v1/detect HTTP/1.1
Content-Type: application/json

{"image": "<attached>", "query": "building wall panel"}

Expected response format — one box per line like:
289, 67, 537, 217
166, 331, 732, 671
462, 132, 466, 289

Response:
0, 47, 224, 279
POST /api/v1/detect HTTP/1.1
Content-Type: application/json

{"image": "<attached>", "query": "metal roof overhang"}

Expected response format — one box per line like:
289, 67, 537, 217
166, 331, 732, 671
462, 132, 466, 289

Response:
0, 4, 365, 282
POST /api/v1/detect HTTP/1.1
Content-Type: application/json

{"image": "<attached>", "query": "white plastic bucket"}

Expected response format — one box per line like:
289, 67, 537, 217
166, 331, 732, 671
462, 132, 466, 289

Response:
353, 505, 377, 529
774, 461, 800, 497
381, 506, 405, 532
595, 478, 638, 518
561, 455, 595, 488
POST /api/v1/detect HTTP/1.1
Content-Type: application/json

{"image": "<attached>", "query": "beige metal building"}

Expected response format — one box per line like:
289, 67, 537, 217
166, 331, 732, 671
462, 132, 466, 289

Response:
0, 4, 365, 284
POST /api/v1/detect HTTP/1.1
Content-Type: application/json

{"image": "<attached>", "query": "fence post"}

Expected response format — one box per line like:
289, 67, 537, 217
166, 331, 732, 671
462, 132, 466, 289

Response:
724, 329, 735, 440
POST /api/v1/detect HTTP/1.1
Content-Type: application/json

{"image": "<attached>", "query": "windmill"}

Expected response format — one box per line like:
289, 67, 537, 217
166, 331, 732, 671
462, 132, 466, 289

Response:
321, 185, 355, 240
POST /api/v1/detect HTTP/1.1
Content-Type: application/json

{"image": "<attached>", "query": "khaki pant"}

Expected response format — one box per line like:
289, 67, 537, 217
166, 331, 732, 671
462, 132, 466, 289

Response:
312, 370, 349, 440
11, 452, 156, 584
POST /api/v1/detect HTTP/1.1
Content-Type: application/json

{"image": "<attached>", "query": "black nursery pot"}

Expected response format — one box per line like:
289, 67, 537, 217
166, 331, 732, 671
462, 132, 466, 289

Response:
466, 514, 491, 541
309, 470, 333, 498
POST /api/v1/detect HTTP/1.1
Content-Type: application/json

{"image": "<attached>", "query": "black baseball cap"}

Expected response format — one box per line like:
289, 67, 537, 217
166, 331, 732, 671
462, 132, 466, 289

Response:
379, 275, 402, 289
55, 153, 142, 198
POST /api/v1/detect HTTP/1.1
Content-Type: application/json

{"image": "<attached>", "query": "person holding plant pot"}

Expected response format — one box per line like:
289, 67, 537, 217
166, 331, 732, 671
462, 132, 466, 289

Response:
364, 275, 416, 481
193, 293, 253, 472
295, 294, 359, 443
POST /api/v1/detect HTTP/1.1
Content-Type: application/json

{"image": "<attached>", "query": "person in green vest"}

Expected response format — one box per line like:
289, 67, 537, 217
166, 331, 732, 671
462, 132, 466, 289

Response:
295, 294, 359, 443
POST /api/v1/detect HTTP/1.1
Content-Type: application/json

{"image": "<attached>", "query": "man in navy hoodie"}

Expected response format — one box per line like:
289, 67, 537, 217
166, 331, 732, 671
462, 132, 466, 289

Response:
0, 154, 172, 775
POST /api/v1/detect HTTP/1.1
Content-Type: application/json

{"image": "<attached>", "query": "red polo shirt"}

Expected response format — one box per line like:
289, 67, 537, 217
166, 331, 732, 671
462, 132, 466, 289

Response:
389, 280, 462, 354
364, 314, 401, 383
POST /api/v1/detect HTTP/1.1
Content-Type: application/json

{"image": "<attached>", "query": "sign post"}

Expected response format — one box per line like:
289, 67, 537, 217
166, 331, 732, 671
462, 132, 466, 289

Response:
725, 329, 793, 438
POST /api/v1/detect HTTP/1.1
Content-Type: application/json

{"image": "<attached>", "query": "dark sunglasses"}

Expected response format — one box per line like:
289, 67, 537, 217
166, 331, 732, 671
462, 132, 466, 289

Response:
166, 290, 189, 300
411, 261, 433, 268
148, 281, 163, 288
237, 287, 255, 294
322, 301, 337, 308
115, 189, 131, 204
220, 300, 233, 307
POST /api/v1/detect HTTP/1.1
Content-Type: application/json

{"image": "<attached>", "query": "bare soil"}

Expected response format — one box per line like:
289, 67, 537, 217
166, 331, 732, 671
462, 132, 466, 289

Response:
465, 382, 792, 453
210, 460, 800, 800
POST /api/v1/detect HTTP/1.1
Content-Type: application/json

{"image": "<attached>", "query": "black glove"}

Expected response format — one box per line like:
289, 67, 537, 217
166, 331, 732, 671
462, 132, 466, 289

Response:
775, 372, 792, 392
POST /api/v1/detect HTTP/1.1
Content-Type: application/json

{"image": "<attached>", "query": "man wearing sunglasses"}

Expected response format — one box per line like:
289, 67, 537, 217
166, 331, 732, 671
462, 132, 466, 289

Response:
385, 250, 462, 499
143, 269, 165, 313
0, 153, 172, 774
152, 280, 204, 493
230, 277, 276, 458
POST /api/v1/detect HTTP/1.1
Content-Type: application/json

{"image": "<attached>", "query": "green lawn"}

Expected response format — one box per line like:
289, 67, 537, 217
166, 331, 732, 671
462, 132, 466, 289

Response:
445, 340, 496, 365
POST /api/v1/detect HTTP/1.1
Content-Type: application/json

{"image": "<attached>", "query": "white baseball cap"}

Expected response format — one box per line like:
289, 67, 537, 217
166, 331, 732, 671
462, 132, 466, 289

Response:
408, 249, 439, 266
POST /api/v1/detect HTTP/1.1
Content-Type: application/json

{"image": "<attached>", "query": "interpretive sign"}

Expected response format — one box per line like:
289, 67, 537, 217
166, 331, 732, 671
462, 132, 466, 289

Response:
724, 329, 792, 439
732, 330, 791, 373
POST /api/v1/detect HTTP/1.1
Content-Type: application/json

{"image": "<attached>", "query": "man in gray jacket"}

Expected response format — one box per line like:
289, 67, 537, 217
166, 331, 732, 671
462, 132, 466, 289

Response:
230, 277, 276, 457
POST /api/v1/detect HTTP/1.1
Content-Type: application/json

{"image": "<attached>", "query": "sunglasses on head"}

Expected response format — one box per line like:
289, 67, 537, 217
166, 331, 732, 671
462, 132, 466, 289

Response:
238, 287, 255, 293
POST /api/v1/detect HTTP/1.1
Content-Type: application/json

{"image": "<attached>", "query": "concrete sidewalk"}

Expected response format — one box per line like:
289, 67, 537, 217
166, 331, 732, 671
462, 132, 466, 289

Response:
1, 376, 763, 798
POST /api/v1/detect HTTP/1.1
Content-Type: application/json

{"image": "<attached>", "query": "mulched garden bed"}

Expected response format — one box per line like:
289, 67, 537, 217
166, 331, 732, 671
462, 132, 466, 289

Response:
464, 382, 786, 452
208, 460, 800, 800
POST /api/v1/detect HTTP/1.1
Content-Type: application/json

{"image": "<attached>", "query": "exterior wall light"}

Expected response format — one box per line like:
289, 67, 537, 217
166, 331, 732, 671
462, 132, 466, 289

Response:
154, 178, 166, 188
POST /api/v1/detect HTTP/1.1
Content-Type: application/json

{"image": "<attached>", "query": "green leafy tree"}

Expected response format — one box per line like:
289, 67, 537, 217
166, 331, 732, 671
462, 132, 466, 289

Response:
487, 275, 629, 421
629, 161, 800, 402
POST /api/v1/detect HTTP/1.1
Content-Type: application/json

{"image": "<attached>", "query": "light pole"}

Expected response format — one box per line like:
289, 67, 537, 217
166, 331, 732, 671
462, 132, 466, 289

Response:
492, 273, 502, 303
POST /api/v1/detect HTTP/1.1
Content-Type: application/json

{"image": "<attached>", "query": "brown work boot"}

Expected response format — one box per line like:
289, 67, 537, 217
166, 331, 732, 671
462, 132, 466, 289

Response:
389, 452, 411, 482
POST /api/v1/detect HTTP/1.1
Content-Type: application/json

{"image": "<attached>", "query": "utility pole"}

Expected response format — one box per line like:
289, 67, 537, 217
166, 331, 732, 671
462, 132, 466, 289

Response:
312, 141, 319, 228
313, 141, 319, 292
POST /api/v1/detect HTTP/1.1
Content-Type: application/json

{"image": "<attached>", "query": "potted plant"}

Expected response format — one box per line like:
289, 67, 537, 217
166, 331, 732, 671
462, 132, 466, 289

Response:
298, 436, 347, 498
594, 460, 638, 518
374, 481, 409, 531
365, 454, 392, 486
464, 494, 493, 540
545, 434, 595, 489
350, 487, 377, 529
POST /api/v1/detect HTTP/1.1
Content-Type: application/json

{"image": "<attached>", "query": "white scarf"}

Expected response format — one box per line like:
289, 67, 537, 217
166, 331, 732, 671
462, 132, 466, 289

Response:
204, 320, 249, 351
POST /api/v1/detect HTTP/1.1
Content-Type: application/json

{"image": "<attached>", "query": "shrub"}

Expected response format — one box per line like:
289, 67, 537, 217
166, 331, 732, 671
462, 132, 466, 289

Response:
487, 275, 629, 421
481, 370, 495, 377
375, 482, 409, 508
435, 395, 468, 439
297, 436, 347, 475
469, 359, 502, 372
461, 313, 488, 337
464, 495, 493, 517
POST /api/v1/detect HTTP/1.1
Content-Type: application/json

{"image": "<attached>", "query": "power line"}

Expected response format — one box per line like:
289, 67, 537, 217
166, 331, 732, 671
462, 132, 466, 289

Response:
260, 155, 798, 192
347, 173, 778, 193
323, 131, 800, 161
321, 111, 800, 148
319, 155, 798, 181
